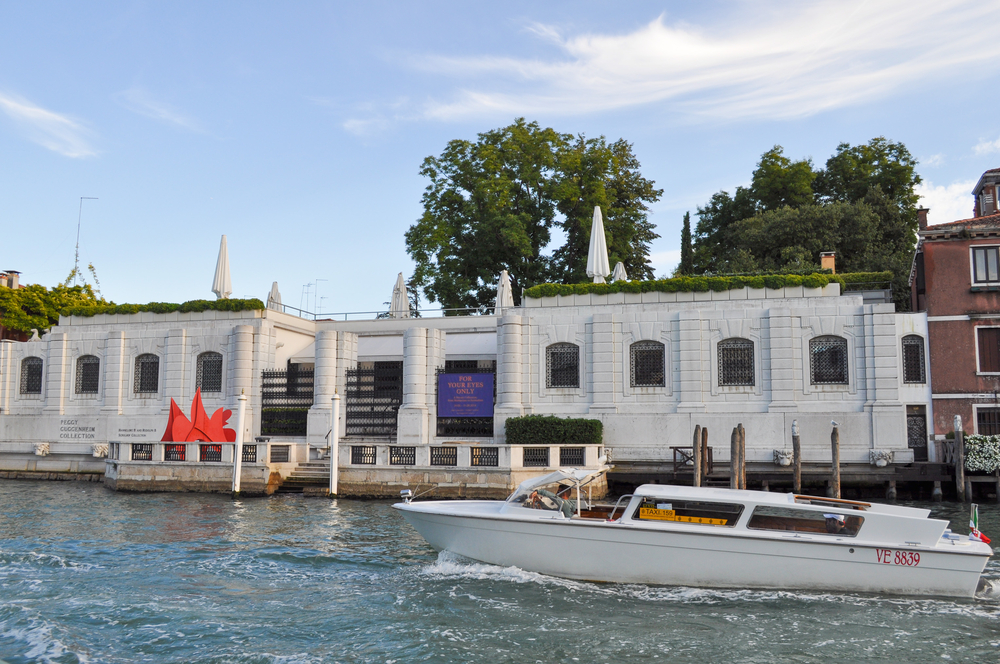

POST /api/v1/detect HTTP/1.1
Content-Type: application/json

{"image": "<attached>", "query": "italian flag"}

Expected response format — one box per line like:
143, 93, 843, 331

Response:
971, 503, 991, 544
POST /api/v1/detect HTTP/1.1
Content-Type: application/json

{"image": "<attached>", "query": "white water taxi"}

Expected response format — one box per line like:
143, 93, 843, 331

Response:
394, 469, 992, 598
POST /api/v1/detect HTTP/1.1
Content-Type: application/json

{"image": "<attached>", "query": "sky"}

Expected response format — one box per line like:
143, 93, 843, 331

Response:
2, 0, 1000, 316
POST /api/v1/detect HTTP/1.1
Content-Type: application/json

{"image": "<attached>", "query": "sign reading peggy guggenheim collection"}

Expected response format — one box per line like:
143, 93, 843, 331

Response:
437, 373, 494, 418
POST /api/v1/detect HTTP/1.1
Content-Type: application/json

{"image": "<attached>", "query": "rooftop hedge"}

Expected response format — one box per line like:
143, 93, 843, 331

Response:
523, 271, 892, 299
62, 298, 266, 318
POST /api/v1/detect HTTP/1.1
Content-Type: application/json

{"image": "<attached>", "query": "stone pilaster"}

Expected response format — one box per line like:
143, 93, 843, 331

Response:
101, 331, 126, 415
397, 327, 429, 446
42, 332, 68, 415
767, 308, 798, 411
590, 313, 618, 413
494, 314, 524, 444
163, 329, 187, 410
307, 329, 338, 447
230, 325, 254, 405
676, 312, 706, 412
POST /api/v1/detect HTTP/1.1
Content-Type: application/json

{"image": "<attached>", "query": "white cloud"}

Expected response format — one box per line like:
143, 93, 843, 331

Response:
974, 136, 1000, 155
0, 92, 95, 157
351, 0, 1000, 126
916, 179, 976, 226
116, 87, 202, 131
921, 154, 945, 167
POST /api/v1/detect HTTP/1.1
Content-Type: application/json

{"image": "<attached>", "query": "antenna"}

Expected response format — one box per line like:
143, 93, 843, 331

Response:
314, 278, 328, 314
74, 197, 98, 285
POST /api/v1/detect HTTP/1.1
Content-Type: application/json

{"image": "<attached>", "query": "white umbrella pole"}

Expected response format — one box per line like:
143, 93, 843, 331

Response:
231, 392, 247, 495
329, 392, 341, 496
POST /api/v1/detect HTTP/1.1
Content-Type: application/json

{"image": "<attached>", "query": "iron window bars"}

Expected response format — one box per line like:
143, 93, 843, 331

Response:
345, 361, 403, 437
901, 335, 926, 384
75, 355, 100, 394
560, 447, 585, 466
269, 445, 290, 463
241, 444, 257, 463
260, 367, 314, 436
471, 446, 499, 467
134, 354, 160, 394
430, 446, 458, 466
131, 444, 153, 461
546, 343, 579, 388
19, 357, 42, 394
523, 447, 549, 467
389, 446, 416, 465
718, 338, 754, 387
164, 444, 186, 461
810, 336, 849, 385
630, 341, 665, 387
196, 352, 223, 393
352, 445, 377, 465
200, 444, 222, 462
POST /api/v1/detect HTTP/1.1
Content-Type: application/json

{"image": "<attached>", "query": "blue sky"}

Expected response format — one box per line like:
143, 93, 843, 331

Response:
2, 1, 1000, 315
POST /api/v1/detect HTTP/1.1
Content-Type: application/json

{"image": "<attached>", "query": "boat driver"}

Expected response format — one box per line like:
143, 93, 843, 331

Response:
824, 513, 847, 534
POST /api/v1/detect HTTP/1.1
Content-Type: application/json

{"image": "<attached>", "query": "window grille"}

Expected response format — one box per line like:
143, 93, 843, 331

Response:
630, 341, 665, 387
546, 343, 579, 388
471, 446, 499, 467
269, 445, 290, 463
260, 367, 314, 436
430, 446, 457, 466
810, 336, 849, 385
200, 444, 222, 462
197, 352, 223, 393
560, 447, 585, 466
901, 335, 926, 383
906, 408, 928, 462
978, 408, 1000, 436
718, 338, 754, 386
75, 355, 100, 394
389, 446, 416, 465
973, 246, 1000, 283
19, 357, 42, 394
241, 444, 257, 463
134, 354, 160, 394
345, 362, 403, 437
164, 444, 186, 461
131, 444, 153, 461
523, 447, 549, 467
978, 327, 1000, 372
351, 445, 377, 465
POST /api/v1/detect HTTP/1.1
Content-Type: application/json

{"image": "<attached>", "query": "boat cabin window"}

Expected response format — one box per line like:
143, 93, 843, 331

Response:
631, 498, 743, 527
747, 506, 863, 537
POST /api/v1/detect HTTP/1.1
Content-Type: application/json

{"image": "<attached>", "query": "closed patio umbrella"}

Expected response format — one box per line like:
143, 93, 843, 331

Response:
212, 235, 232, 300
390, 272, 410, 318
611, 262, 628, 282
267, 282, 282, 311
495, 270, 515, 314
586, 206, 611, 284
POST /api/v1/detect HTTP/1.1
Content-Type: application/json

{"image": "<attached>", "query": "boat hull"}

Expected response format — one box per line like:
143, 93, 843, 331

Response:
395, 503, 989, 598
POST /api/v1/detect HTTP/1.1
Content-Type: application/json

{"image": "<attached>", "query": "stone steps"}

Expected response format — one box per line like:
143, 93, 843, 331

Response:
276, 462, 331, 493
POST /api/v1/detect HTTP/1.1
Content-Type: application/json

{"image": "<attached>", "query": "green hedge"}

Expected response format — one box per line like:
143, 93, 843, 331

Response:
505, 415, 603, 447
523, 273, 845, 299
838, 271, 893, 284
62, 298, 266, 318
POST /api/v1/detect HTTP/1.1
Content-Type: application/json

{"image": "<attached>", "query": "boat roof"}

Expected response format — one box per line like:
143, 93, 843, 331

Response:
633, 484, 930, 518
509, 468, 608, 499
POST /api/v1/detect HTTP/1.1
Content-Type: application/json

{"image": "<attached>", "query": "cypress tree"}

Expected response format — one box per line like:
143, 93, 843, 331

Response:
679, 212, 693, 275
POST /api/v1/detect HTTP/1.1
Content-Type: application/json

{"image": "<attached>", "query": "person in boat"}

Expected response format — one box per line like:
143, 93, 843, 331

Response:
527, 485, 577, 517
824, 513, 847, 534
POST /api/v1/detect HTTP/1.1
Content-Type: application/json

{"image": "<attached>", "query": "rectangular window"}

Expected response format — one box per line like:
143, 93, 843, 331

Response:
131, 444, 153, 461
559, 447, 585, 466
389, 446, 416, 465
430, 446, 457, 466
747, 505, 863, 537
977, 407, 1000, 435
978, 327, 1000, 372
471, 446, 499, 467
631, 342, 666, 387
351, 445, 377, 465
241, 444, 257, 464
523, 447, 549, 467
200, 444, 222, 462
972, 246, 1000, 283
164, 444, 186, 461
631, 498, 743, 527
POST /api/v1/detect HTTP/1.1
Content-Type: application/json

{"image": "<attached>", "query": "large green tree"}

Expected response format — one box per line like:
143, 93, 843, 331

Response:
406, 119, 661, 310
0, 283, 103, 336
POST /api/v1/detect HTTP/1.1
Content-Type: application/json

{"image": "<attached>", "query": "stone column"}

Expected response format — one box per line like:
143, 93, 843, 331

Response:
590, 313, 617, 414
494, 314, 524, 444
230, 325, 254, 404
307, 329, 338, 447
397, 327, 429, 446
101, 331, 126, 415
42, 331, 68, 415
335, 331, 358, 440
426, 328, 446, 437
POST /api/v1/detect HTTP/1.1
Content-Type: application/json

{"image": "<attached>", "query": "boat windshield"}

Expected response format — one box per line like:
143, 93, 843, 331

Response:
509, 481, 580, 518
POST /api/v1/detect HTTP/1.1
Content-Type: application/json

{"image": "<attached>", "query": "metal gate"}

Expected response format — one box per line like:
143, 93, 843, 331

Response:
260, 367, 314, 436
345, 361, 403, 437
906, 407, 928, 462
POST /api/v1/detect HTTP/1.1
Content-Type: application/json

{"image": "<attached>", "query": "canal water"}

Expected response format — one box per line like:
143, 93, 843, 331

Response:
1, 481, 998, 663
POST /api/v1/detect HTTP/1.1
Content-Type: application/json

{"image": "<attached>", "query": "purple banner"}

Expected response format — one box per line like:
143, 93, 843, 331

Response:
437, 373, 494, 418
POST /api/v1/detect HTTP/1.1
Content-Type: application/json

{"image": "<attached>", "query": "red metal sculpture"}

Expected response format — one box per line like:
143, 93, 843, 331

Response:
160, 388, 237, 442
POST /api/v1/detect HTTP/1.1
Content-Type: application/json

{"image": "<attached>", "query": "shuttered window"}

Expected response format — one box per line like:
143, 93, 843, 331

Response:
978, 327, 1000, 372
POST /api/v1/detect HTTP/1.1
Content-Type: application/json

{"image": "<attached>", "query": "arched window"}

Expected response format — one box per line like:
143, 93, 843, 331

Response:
196, 352, 223, 393
75, 355, 100, 394
631, 341, 665, 387
134, 354, 160, 394
546, 343, 579, 388
20, 357, 42, 394
901, 335, 926, 384
810, 336, 849, 385
718, 338, 754, 386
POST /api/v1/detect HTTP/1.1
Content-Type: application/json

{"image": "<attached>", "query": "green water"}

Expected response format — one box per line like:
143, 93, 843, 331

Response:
0, 481, 997, 663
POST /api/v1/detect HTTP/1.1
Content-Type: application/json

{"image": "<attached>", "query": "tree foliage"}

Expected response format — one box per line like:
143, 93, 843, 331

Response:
678, 212, 693, 276
0, 283, 104, 335
406, 119, 661, 311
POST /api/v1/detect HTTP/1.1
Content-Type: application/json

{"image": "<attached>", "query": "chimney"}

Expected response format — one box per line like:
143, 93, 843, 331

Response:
821, 252, 836, 274
917, 208, 929, 231
4, 270, 19, 289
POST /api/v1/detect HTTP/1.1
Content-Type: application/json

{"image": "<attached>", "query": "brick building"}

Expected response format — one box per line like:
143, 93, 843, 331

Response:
911, 167, 1000, 436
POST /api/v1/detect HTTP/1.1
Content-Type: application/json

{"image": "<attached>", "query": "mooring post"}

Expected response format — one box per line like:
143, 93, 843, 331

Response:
738, 423, 746, 490
831, 423, 841, 500
692, 424, 702, 488
231, 391, 247, 496
931, 480, 943, 502
792, 419, 802, 495
701, 426, 710, 479
887, 480, 897, 501
954, 415, 966, 502
730, 427, 739, 490
329, 392, 341, 497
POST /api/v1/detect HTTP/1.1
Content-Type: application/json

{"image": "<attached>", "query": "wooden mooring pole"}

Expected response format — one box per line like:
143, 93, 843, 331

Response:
955, 415, 966, 502
730, 427, 739, 490
738, 423, 746, 490
791, 419, 801, 495
701, 426, 709, 479
692, 425, 702, 488
831, 423, 841, 500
